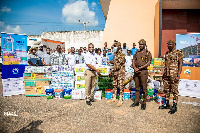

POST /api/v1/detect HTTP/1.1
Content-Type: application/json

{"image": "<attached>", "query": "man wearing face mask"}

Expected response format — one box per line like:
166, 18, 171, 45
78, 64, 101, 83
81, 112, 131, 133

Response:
130, 39, 152, 110
51, 45, 65, 65
107, 42, 126, 107
159, 40, 183, 114
107, 49, 114, 62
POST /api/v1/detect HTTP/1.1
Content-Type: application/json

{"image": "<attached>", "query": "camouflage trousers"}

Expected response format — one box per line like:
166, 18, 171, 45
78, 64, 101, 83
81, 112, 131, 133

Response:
163, 76, 179, 103
134, 70, 148, 104
112, 70, 125, 96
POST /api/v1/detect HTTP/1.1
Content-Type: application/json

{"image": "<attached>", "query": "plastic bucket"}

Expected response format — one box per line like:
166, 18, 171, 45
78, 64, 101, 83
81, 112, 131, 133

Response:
105, 89, 112, 99
124, 89, 130, 100
54, 89, 63, 99
45, 89, 54, 99
63, 89, 72, 99
157, 93, 165, 105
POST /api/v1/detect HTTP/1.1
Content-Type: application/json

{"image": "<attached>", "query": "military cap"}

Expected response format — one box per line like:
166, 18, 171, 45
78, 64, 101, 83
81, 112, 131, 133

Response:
138, 39, 146, 44
167, 39, 176, 44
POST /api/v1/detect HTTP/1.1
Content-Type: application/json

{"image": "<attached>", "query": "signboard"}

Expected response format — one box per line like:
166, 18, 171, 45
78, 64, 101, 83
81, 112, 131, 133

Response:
1, 32, 27, 96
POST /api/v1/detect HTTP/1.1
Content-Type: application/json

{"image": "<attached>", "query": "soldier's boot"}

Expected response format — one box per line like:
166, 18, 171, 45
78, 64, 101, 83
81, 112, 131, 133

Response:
117, 95, 123, 107
168, 102, 177, 114
107, 94, 117, 103
158, 100, 170, 109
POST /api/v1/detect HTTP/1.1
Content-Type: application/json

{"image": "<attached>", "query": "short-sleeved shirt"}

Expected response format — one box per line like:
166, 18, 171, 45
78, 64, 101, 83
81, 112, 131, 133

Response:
51, 51, 65, 65
102, 55, 109, 65
42, 53, 51, 65
95, 54, 103, 65
76, 54, 84, 64
131, 47, 138, 56
27, 53, 39, 65
122, 47, 129, 55
107, 53, 114, 61
66, 53, 76, 66
164, 49, 183, 77
133, 49, 152, 68
36, 50, 46, 66
125, 55, 133, 67
84, 51, 97, 70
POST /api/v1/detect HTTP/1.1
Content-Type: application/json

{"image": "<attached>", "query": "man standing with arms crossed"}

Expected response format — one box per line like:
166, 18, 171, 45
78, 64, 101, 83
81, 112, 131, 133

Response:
130, 39, 152, 110
84, 43, 101, 106
159, 40, 183, 114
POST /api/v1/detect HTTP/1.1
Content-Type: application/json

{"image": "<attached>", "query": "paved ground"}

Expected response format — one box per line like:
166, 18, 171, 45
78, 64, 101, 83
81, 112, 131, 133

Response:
0, 79, 200, 133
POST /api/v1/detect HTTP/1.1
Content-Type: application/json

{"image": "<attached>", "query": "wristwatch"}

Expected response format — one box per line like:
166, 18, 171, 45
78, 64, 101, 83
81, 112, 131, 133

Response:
177, 75, 180, 77
138, 67, 141, 70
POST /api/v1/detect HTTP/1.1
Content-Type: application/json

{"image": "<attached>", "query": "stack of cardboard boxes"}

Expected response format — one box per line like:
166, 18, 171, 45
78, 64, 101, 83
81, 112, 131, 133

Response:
23, 73, 50, 96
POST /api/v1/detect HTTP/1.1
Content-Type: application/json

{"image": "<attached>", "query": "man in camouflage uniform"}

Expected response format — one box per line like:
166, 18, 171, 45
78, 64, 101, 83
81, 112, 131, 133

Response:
108, 42, 126, 107
130, 39, 152, 110
159, 40, 183, 114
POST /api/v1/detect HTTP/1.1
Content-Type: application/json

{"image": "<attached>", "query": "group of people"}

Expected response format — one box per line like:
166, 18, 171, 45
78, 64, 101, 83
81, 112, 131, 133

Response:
27, 39, 183, 114
84, 39, 183, 115
27, 41, 138, 67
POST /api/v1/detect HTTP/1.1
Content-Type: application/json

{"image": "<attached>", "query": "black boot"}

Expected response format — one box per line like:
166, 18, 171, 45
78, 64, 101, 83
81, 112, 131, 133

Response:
130, 102, 139, 107
168, 103, 177, 114
158, 100, 170, 109
141, 104, 146, 110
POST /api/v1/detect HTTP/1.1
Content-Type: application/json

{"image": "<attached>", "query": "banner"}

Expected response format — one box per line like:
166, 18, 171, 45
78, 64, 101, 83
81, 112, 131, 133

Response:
1, 32, 27, 96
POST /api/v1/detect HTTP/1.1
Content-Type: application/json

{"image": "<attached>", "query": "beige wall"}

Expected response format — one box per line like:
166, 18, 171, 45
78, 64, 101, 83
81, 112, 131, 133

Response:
101, 0, 159, 57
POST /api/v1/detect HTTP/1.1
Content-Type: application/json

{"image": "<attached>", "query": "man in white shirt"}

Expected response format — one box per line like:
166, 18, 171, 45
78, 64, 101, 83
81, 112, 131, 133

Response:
102, 50, 109, 65
84, 43, 101, 106
95, 48, 103, 65
76, 49, 84, 64
125, 50, 133, 67
122, 43, 129, 55
66, 47, 76, 66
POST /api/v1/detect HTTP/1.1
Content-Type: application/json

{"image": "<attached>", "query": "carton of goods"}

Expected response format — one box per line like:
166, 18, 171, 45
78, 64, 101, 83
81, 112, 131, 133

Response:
71, 89, 85, 99
76, 74, 85, 82
75, 64, 85, 74
94, 90, 102, 100
97, 65, 113, 76
24, 79, 50, 96
75, 81, 85, 89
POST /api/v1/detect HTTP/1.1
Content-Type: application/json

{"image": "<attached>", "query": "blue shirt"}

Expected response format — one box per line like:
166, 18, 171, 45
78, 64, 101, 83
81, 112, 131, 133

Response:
131, 48, 138, 56
107, 53, 114, 61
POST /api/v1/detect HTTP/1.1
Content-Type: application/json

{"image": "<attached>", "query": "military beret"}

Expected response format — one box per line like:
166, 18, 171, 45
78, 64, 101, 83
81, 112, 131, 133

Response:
138, 39, 146, 44
167, 39, 176, 44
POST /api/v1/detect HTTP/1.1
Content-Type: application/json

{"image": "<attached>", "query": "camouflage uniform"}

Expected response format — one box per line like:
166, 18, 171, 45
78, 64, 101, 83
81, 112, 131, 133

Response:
133, 49, 152, 104
112, 49, 126, 97
163, 49, 183, 103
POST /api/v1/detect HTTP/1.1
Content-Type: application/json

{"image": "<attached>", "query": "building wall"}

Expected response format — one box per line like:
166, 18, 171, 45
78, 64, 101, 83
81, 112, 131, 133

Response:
41, 31, 103, 49
101, 0, 159, 57
161, 9, 200, 56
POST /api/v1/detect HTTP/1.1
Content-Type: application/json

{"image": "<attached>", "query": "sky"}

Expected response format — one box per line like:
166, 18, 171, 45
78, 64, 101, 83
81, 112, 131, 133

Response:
0, 0, 106, 35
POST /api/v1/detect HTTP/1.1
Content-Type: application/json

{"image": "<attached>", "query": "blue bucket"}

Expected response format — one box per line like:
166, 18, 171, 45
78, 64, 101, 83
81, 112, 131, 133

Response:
63, 89, 72, 99
45, 89, 54, 99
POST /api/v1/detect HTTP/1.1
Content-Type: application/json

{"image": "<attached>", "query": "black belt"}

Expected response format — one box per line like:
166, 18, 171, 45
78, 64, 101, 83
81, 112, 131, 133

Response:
88, 69, 95, 71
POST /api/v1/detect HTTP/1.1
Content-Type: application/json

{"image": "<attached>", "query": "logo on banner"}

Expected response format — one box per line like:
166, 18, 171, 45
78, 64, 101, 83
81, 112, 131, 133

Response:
12, 68, 19, 74
184, 69, 191, 74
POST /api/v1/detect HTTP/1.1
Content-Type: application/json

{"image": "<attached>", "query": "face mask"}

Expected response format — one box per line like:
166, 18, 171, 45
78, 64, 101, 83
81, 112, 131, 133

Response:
75, 52, 78, 54
108, 52, 111, 55
84, 51, 86, 54
114, 47, 117, 51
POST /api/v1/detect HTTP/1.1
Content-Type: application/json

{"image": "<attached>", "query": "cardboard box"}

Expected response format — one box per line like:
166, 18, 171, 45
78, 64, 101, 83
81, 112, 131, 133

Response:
72, 89, 85, 99
94, 90, 102, 100
24, 79, 50, 96
75, 74, 85, 81
75, 81, 85, 89
23, 73, 49, 80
